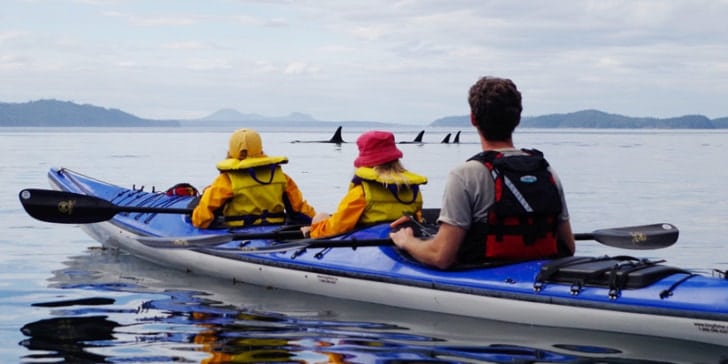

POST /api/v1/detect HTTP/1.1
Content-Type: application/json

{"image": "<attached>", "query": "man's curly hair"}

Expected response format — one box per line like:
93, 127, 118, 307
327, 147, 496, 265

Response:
468, 77, 522, 141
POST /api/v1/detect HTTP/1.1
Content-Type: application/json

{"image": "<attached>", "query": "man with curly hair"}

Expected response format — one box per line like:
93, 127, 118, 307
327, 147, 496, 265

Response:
390, 76, 575, 269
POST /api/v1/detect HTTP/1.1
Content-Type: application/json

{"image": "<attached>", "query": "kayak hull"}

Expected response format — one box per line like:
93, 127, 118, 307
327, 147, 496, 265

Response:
47, 167, 728, 346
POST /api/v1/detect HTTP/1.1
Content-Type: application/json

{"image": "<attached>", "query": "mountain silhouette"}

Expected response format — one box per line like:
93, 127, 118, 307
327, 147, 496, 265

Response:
0, 99, 177, 127
2, 100, 727, 129
431, 109, 726, 129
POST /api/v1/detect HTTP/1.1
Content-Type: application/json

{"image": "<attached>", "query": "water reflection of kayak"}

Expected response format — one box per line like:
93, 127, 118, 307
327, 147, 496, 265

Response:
17, 167, 728, 347
22, 245, 728, 363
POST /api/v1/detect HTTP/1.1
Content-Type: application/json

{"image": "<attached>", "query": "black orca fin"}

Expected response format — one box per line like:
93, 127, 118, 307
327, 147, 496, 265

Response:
453, 131, 461, 144
413, 130, 425, 143
328, 126, 344, 144
440, 133, 451, 144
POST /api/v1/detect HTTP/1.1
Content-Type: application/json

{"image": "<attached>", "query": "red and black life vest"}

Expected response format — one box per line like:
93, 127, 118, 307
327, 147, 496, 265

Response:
458, 149, 563, 263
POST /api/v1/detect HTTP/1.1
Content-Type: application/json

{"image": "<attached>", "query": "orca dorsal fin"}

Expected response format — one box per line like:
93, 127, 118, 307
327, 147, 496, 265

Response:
453, 131, 461, 144
440, 133, 451, 144
413, 130, 425, 143
328, 126, 344, 144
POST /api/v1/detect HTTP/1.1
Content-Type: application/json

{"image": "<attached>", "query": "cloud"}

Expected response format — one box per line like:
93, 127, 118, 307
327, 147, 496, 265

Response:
0, 54, 29, 70
128, 15, 200, 27
350, 26, 389, 41
2, 0, 728, 121
163, 41, 214, 50
184, 58, 234, 71
0, 30, 26, 43
284, 62, 320, 75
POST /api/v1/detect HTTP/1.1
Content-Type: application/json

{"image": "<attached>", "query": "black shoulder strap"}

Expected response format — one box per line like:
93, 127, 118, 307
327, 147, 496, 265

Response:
521, 148, 544, 157
469, 148, 546, 163
468, 150, 501, 164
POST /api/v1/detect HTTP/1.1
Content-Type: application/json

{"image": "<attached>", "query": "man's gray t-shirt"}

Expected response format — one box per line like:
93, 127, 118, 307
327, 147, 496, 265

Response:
438, 149, 570, 230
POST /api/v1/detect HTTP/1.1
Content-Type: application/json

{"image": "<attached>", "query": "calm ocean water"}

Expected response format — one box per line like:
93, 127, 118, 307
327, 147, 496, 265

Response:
1, 126, 727, 362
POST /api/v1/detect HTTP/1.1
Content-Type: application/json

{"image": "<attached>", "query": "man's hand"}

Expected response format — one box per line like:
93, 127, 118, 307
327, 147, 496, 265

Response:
389, 216, 412, 229
390, 216, 415, 249
390, 215, 437, 238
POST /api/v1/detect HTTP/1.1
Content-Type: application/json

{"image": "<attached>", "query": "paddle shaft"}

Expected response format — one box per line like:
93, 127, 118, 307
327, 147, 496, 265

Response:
20, 189, 677, 251
139, 229, 305, 248
116, 206, 191, 214
211, 223, 678, 254
237, 233, 597, 252
234, 238, 394, 254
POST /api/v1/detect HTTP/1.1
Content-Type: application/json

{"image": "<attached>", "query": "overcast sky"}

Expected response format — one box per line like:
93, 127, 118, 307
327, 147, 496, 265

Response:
2, 1, 727, 124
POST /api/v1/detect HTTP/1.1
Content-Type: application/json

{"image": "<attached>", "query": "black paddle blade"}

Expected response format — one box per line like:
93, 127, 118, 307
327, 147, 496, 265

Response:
19, 189, 117, 224
592, 223, 678, 250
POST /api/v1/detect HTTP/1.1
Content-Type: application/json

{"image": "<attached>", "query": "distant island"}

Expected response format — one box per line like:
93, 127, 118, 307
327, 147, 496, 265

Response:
432, 110, 728, 129
0, 100, 179, 127
183, 107, 395, 128
1, 99, 727, 129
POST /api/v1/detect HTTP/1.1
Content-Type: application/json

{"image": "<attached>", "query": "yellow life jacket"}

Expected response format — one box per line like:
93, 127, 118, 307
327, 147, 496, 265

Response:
216, 156, 289, 227
352, 167, 427, 225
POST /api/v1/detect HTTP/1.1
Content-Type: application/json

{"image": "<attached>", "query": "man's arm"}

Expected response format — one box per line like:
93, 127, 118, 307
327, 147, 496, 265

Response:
558, 219, 576, 256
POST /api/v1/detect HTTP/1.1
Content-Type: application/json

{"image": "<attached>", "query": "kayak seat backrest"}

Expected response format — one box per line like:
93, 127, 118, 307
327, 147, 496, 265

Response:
535, 255, 690, 295
421, 209, 440, 224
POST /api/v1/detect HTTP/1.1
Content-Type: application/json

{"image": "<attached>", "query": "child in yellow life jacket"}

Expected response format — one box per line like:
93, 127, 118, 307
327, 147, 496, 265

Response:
304, 130, 427, 238
191, 128, 316, 229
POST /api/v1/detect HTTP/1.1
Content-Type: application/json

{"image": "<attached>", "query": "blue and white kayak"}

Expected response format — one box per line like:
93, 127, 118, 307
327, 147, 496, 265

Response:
20, 167, 728, 346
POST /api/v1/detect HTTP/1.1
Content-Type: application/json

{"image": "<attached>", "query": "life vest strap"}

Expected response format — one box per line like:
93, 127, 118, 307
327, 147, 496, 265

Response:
386, 184, 420, 204
219, 210, 286, 226
247, 165, 277, 185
